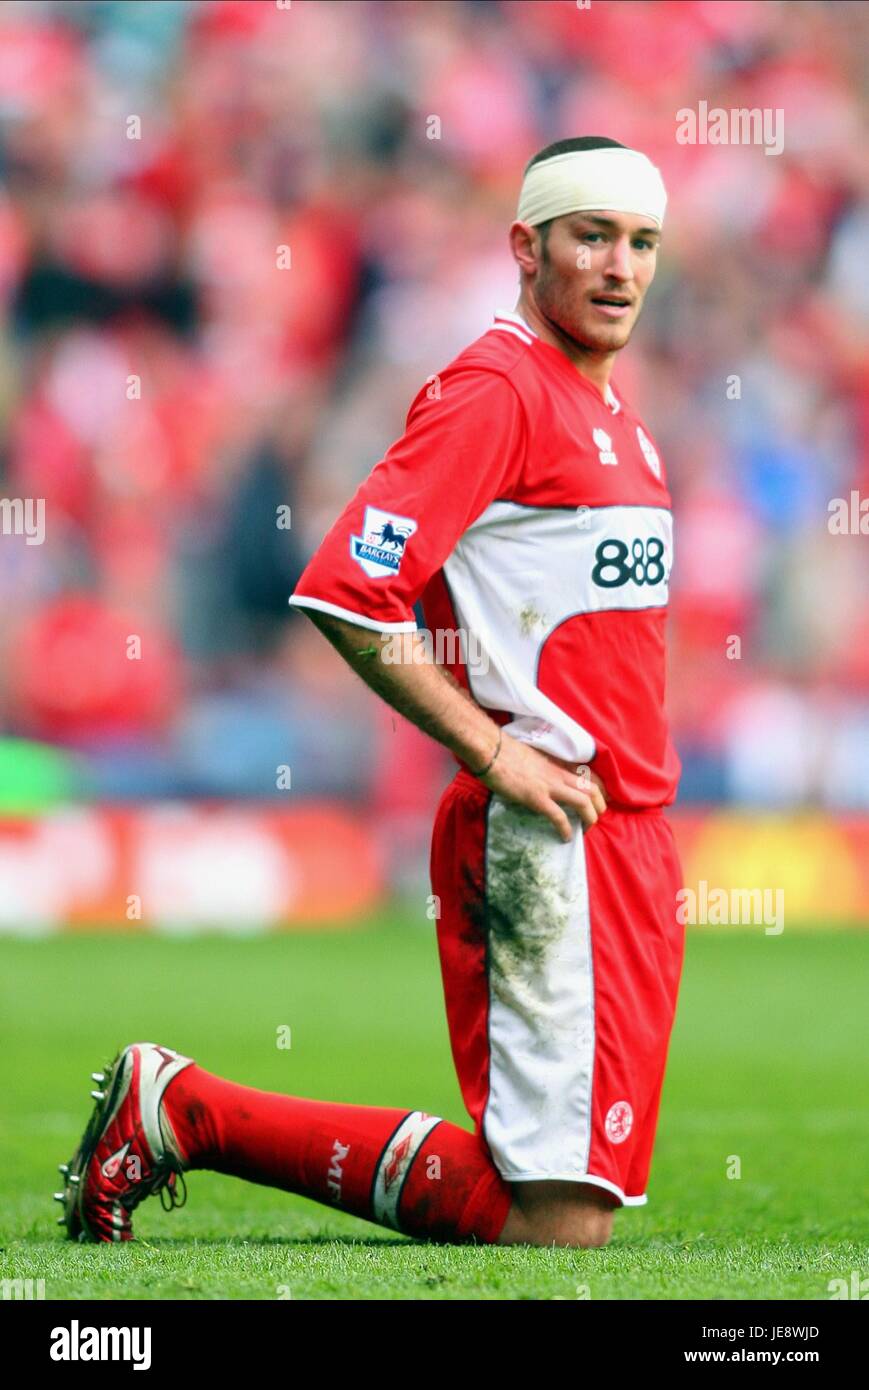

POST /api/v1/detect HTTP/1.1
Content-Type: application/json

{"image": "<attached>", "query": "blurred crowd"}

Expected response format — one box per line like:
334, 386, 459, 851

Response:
0, 0, 867, 835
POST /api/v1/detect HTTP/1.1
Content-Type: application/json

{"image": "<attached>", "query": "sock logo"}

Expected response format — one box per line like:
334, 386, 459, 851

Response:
327, 1140, 350, 1203
372, 1112, 443, 1231
382, 1134, 413, 1192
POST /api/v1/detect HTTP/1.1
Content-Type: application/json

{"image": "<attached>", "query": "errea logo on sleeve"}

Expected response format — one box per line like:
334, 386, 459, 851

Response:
351, 506, 418, 579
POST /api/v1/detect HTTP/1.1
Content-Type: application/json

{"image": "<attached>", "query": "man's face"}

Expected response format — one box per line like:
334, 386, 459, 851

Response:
530, 210, 660, 353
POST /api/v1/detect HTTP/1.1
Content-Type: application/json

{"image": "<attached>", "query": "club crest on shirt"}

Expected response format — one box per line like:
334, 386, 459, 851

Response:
636, 426, 661, 478
350, 505, 418, 579
593, 427, 618, 466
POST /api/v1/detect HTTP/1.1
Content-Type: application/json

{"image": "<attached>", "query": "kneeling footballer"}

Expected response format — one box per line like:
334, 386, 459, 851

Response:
58, 137, 684, 1250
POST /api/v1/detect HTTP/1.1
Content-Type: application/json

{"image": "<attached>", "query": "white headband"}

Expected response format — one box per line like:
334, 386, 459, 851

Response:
517, 147, 667, 229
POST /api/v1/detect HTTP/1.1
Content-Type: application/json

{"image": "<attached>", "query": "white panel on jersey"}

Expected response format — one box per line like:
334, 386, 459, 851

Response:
442, 502, 672, 763
482, 794, 595, 1180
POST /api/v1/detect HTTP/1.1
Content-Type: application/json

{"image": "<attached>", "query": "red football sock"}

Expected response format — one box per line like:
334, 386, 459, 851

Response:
162, 1065, 512, 1244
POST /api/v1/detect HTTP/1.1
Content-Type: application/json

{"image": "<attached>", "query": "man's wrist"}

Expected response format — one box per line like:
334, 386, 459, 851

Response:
469, 727, 503, 779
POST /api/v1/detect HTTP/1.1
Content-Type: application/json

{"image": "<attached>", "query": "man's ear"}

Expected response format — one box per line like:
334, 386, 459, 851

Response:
509, 220, 542, 278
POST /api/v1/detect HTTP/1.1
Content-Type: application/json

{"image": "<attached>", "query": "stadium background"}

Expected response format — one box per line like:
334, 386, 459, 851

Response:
0, 0, 867, 1301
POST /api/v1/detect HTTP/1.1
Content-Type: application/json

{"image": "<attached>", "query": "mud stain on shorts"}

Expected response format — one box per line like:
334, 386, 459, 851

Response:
461, 799, 583, 1017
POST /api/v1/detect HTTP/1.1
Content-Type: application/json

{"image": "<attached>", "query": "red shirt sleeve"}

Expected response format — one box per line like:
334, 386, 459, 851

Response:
289, 368, 526, 631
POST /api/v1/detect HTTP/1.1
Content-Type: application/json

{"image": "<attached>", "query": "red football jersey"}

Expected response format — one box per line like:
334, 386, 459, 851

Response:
290, 310, 681, 808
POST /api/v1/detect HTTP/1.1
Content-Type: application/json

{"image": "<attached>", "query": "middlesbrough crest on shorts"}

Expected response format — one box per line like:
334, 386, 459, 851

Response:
605, 1100, 634, 1144
350, 505, 418, 579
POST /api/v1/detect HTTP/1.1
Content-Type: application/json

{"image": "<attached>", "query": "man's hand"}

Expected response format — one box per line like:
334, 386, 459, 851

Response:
478, 734, 607, 842
300, 609, 605, 844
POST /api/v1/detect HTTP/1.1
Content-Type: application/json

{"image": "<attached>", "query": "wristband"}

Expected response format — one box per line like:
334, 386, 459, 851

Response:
472, 728, 502, 779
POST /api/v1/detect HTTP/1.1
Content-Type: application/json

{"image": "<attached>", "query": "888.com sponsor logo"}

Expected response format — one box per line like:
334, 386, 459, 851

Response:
591, 536, 669, 589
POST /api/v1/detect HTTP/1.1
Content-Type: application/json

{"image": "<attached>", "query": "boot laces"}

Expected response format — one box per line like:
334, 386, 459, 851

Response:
120, 1159, 187, 1215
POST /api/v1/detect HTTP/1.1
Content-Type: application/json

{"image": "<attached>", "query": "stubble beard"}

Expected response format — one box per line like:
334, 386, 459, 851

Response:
534, 261, 636, 357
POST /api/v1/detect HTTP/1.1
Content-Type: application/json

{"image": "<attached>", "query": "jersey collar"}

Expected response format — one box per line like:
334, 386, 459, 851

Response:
493, 308, 622, 416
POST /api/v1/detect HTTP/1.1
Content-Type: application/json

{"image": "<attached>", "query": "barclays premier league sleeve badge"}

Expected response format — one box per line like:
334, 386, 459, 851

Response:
350, 506, 419, 579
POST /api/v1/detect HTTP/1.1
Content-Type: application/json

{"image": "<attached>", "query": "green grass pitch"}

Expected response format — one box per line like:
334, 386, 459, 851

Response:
1, 908, 867, 1300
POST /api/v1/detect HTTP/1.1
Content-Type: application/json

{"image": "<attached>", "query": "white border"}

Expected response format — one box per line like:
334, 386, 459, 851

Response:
494, 309, 538, 338
491, 322, 534, 346
288, 594, 417, 633
505, 1172, 648, 1207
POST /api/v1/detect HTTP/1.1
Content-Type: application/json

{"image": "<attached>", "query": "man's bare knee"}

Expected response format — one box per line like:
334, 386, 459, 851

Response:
499, 1208, 614, 1248
498, 1180, 618, 1248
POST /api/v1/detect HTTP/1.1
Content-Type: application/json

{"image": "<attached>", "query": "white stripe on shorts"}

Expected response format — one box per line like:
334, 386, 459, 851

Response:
482, 794, 596, 1180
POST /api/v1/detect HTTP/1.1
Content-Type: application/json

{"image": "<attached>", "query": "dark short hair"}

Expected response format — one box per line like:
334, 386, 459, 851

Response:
523, 135, 626, 177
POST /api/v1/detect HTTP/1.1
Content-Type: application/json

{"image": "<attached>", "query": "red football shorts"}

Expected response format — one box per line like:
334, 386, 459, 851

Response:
430, 767, 685, 1207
